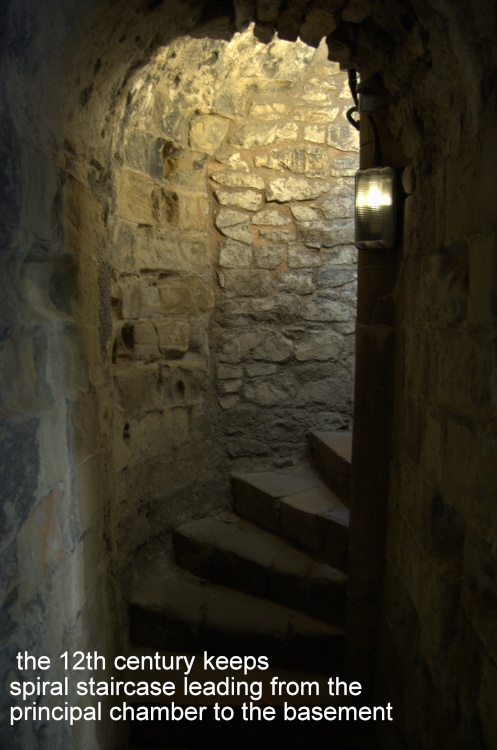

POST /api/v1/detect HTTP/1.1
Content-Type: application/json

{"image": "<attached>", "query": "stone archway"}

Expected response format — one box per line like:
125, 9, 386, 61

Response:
1, 2, 497, 749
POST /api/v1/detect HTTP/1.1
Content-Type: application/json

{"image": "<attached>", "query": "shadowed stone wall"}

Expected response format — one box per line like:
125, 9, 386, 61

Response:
1, 2, 496, 750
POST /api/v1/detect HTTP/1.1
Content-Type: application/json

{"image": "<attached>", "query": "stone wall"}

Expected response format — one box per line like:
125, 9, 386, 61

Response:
109, 30, 357, 566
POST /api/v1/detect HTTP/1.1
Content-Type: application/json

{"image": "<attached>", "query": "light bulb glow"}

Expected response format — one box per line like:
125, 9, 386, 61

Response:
354, 167, 396, 249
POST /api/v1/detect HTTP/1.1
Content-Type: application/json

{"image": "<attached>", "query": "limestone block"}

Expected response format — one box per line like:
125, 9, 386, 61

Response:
295, 377, 351, 410
220, 330, 293, 363
246, 363, 278, 377
327, 124, 359, 152
303, 125, 327, 144
219, 239, 253, 268
215, 148, 250, 171
133, 321, 160, 360
299, 7, 337, 47
218, 269, 272, 297
318, 267, 357, 288
191, 278, 215, 312
252, 209, 289, 226
331, 155, 358, 177
39, 403, 69, 491
214, 188, 264, 211
219, 395, 240, 410
244, 377, 296, 406
276, 271, 315, 294
121, 281, 162, 319
217, 363, 243, 379
175, 193, 209, 231
266, 176, 329, 202
288, 244, 322, 268
302, 297, 354, 323
318, 192, 354, 219
170, 366, 206, 405
255, 147, 327, 178
254, 245, 285, 269
298, 218, 354, 248
219, 294, 301, 324
158, 278, 213, 316
291, 205, 321, 222
260, 227, 296, 242
211, 171, 265, 189
17, 486, 67, 605
231, 120, 298, 148
155, 319, 190, 358
219, 379, 242, 394
295, 331, 344, 362
215, 208, 253, 244
326, 244, 357, 265
113, 365, 161, 419
295, 106, 340, 123
117, 169, 159, 225
123, 129, 166, 179
189, 115, 231, 154
249, 102, 290, 119
70, 392, 100, 465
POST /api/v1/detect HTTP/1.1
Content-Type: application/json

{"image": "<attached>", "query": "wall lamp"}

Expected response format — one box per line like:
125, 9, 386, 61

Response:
347, 71, 398, 250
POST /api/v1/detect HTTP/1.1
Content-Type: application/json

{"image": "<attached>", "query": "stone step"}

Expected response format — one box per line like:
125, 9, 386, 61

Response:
172, 512, 347, 627
308, 431, 352, 507
231, 471, 349, 572
129, 566, 345, 676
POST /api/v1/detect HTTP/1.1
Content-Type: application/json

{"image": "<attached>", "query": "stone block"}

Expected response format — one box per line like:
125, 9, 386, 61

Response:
158, 277, 213, 316
217, 363, 243, 379
252, 208, 290, 226
17, 486, 67, 605
303, 124, 327, 143
295, 106, 340, 123
246, 363, 278, 377
155, 319, 190, 358
276, 271, 315, 294
290, 205, 321, 221
123, 129, 166, 179
231, 120, 298, 148
215, 148, 250, 171
254, 245, 285, 269
294, 331, 344, 361
331, 155, 358, 177
219, 294, 301, 324
39, 403, 69, 491
132, 320, 160, 360
249, 102, 290, 118
218, 379, 242, 394
211, 171, 265, 189
219, 330, 293, 364
244, 377, 296, 406
214, 188, 264, 211
266, 176, 329, 202
120, 281, 161, 319
70, 392, 100, 465
189, 114, 231, 154
303, 297, 354, 322
219, 239, 253, 268
218, 269, 272, 297
288, 244, 322, 268
327, 123, 359, 152
259, 227, 296, 241
298, 218, 354, 248
215, 208, 253, 244
318, 267, 357, 288
113, 365, 160, 419
117, 169, 159, 225
254, 146, 328, 178
319, 192, 354, 219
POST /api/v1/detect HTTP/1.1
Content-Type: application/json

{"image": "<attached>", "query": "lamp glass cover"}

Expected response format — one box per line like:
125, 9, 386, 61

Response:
355, 167, 396, 249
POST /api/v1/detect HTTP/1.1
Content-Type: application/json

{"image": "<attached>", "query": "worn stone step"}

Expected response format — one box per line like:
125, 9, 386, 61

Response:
172, 512, 347, 627
231, 472, 349, 571
309, 431, 352, 507
129, 567, 345, 676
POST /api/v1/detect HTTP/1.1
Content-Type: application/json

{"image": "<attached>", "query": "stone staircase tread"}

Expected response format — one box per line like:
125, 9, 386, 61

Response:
130, 568, 344, 674
311, 431, 352, 463
173, 512, 346, 625
231, 471, 349, 570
